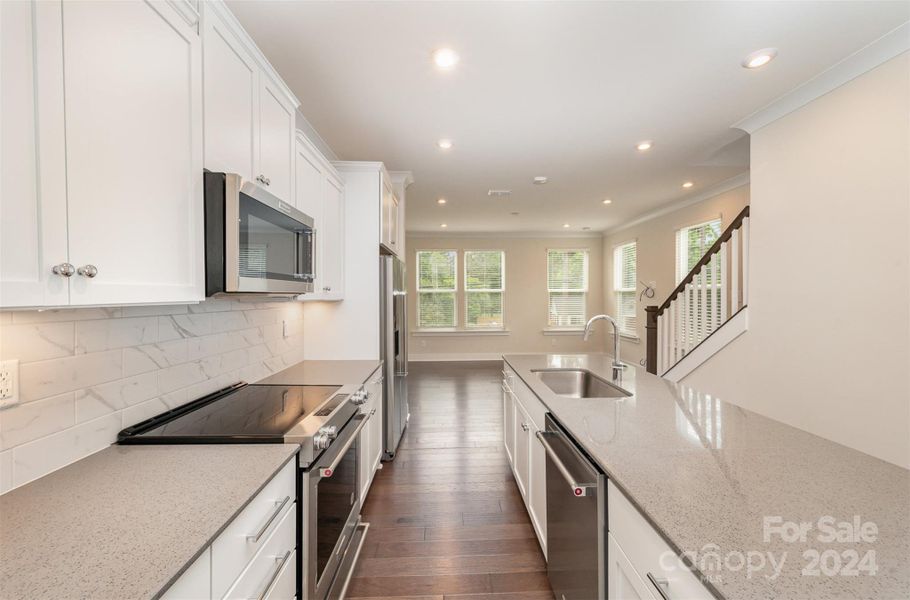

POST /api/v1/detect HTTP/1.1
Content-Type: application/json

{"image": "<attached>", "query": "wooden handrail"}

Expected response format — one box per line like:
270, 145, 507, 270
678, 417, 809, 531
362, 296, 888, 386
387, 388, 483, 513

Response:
656, 205, 750, 315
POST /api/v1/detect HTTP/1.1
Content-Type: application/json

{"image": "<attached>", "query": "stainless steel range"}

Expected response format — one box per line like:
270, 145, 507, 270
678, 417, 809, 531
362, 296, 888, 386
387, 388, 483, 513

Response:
117, 381, 374, 599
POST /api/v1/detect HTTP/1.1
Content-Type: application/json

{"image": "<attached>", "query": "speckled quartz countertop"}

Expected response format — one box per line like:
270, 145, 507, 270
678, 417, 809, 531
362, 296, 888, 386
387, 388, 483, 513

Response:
258, 359, 381, 386
0, 444, 298, 600
503, 353, 910, 600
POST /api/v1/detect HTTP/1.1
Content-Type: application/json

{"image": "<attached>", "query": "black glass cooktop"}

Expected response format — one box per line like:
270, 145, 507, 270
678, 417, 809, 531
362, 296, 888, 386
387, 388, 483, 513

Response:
118, 383, 342, 443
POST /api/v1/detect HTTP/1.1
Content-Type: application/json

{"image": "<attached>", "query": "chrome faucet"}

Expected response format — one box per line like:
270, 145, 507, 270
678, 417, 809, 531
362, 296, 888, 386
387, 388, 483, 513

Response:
583, 314, 625, 372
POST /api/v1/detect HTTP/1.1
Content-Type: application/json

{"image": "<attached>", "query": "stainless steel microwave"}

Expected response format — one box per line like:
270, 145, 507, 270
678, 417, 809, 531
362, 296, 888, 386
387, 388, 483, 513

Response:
204, 172, 315, 296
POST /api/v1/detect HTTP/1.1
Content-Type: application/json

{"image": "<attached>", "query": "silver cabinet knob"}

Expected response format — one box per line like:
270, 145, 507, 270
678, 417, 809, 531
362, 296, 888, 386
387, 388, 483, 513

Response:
52, 263, 75, 277
77, 264, 98, 278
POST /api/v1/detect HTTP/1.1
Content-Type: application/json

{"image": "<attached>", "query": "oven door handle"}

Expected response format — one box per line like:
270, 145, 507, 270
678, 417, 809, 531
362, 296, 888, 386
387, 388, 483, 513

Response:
319, 414, 369, 478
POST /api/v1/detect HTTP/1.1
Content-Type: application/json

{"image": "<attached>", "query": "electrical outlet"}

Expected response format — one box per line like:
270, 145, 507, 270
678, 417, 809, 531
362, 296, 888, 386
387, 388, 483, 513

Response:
0, 359, 20, 409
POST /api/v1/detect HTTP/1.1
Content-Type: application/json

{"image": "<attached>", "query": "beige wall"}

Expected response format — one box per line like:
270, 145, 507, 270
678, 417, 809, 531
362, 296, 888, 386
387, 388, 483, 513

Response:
602, 185, 750, 365
406, 236, 606, 359
683, 53, 910, 468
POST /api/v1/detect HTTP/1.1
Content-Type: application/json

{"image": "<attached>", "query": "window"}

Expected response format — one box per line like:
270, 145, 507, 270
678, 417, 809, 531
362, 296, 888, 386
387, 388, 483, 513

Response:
676, 218, 722, 283
547, 249, 588, 328
613, 241, 637, 337
417, 250, 457, 328
464, 250, 504, 328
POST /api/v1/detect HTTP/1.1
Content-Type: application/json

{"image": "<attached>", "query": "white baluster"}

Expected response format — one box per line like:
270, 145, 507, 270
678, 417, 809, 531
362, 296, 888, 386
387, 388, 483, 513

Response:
669, 302, 677, 368
741, 217, 750, 305
712, 253, 721, 330
720, 241, 728, 322
700, 267, 710, 339
657, 313, 664, 374
681, 285, 689, 356
694, 270, 703, 344
731, 228, 740, 311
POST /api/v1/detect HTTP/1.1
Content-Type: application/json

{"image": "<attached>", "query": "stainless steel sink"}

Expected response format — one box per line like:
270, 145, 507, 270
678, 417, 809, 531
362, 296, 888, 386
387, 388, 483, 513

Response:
532, 369, 631, 399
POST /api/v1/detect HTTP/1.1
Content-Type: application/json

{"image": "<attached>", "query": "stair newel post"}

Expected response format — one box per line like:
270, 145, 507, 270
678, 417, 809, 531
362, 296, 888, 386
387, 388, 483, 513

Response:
645, 306, 659, 375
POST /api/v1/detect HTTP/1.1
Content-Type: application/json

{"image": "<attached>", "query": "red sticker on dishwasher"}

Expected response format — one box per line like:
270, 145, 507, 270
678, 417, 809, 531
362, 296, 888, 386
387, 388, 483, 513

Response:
574, 487, 583, 496
323, 468, 333, 477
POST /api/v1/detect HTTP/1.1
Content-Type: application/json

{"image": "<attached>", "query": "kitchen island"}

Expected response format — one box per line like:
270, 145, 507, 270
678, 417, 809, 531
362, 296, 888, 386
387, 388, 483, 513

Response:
503, 353, 909, 600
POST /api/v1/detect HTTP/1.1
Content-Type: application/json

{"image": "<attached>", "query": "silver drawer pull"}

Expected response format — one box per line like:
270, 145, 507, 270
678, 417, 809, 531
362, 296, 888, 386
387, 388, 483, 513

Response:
247, 496, 290, 543
646, 572, 671, 600
320, 415, 369, 478
535, 430, 596, 497
254, 549, 291, 600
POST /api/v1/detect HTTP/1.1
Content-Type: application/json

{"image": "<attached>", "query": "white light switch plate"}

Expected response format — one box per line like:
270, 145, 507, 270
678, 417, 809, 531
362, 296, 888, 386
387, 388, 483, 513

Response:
0, 359, 19, 409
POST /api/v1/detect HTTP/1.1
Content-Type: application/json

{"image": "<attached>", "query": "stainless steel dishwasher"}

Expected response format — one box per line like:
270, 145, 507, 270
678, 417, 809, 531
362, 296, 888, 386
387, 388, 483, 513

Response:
536, 414, 606, 600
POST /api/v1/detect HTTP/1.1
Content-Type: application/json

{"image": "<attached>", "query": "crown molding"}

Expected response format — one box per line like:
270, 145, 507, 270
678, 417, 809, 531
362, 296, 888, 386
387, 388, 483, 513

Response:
406, 230, 604, 240
602, 172, 750, 237
389, 171, 415, 188
733, 21, 910, 133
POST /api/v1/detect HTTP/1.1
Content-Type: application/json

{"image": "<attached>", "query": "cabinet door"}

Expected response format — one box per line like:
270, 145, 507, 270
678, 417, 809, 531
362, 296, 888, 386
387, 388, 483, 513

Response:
380, 177, 394, 249
257, 75, 294, 202
388, 194, 400, 254
321, 175, 345, 297
607, 534, 656, 600
503, 384, 514, 464
528, 420, 547, 556
0, 0, 69, 308
513, 398, 530, 498
62, 0, 204, 305
368, 377, 384, 473
358, 394, 372, 503
202, 3, 258, 180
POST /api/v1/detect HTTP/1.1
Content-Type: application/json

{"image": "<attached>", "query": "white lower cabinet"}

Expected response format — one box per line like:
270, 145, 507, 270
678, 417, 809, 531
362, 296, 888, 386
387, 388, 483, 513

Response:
160, 459, 297, 600
502, 364, 547, 557
608, 481, 713, 600
358, 370, 384, 503
162, 548, 212, 600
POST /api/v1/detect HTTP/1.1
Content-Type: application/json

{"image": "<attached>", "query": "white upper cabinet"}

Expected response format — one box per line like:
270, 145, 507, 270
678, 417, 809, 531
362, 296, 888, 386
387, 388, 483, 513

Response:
295, 133, 344, 301
62, 0, 204, 305
0, 0, 69, 307
202, 4, 258, 181
202, 2, 298, 204
257, 76, 295, 201
1, 0, 204, 308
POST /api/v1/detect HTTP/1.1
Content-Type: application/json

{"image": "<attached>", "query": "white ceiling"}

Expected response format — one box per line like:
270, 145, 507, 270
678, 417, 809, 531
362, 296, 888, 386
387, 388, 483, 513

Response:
228, 1, 909, 233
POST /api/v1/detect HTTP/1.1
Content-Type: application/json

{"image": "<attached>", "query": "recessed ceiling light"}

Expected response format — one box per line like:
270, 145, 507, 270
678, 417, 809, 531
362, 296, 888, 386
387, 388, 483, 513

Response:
602, 199, 612, 205
432, 48, 459, 70
636, 141, 653, 152
437, 198, 447, 205
682, 181, 694, 189
562, 223, 570, 228
742, 48, 778, 69
436, 138, 453, 150
533, 176, 548, 185
440, 223, 447, 228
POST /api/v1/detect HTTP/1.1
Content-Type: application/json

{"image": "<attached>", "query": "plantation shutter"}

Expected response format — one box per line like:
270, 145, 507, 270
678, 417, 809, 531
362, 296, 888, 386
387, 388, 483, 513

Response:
465, 251, 504, 328
547, 249, 588, 328
676, 219, 721, 283
613, 242, 637, 337
417, 250, 457, 328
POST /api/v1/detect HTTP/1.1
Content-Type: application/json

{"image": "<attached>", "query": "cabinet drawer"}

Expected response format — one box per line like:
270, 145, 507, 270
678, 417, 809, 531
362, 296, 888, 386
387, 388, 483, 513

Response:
263, 549, 296, 600
223, 503, 296, 600
212, 460, 296, 598
608, 481, 713, 600
161, 547, 211, 600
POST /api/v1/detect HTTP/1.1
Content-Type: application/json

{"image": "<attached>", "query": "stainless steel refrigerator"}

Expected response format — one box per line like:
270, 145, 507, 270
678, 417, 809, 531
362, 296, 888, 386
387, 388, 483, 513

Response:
380, 255, 408, 460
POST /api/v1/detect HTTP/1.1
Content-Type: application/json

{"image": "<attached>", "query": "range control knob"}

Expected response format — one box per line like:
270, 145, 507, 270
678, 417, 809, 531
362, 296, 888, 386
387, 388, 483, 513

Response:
350, 390, 368, 406
313, 425, 338, 450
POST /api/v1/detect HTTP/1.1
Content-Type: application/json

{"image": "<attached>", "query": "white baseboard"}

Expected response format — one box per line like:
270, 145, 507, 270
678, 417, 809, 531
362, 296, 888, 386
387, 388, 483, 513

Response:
663, 307, 749, 382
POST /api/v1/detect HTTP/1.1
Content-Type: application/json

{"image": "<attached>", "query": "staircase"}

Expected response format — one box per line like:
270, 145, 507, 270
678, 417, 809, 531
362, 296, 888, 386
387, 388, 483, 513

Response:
645, 206, 750, 380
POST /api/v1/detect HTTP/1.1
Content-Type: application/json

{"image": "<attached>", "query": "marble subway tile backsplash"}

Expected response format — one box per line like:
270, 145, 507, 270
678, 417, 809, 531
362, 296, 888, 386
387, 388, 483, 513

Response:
0, 299, 306, 494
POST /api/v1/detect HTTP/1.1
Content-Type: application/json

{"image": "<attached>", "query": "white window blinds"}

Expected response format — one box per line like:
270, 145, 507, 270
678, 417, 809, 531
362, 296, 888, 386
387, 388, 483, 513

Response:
613, 241, 637, 337
676, 219, 721, 283
417, 250, 457, 328
464, 250, 504, 328
547, 249, 588, 328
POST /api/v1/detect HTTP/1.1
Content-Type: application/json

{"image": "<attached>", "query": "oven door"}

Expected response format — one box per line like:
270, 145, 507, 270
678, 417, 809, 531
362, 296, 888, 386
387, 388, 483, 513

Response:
303, 414, 366, 599
225, 178, 315, 294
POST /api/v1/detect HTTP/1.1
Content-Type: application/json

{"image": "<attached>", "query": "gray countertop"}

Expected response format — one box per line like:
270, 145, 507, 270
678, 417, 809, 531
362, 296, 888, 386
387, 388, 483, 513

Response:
503, 353, 909, 600
259, 359, 382, 386
0, 444, 299, 600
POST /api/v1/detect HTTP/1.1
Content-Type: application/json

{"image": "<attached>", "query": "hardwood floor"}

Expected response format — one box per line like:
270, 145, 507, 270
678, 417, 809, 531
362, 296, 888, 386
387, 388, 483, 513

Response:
348, 361, 554, 600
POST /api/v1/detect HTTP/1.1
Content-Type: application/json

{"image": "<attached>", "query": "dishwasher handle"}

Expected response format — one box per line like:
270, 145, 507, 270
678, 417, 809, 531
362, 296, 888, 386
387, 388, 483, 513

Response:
536, 430, 597, 497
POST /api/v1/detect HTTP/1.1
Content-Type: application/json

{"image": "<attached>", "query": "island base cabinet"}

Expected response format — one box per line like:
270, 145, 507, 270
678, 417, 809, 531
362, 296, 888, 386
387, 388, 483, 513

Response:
607, 534, 656, 600
358, 370, 384, 503
608, 481, 714, 600
161, 548, 211, 600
